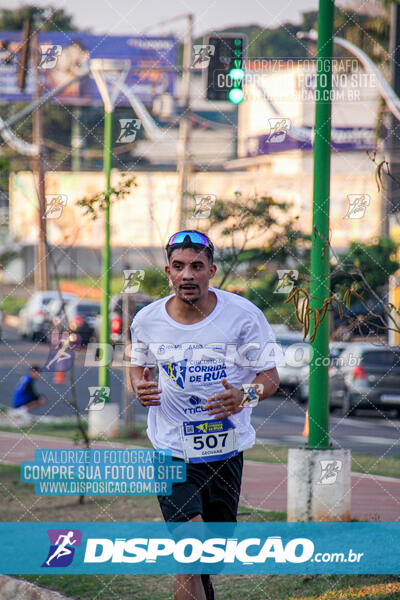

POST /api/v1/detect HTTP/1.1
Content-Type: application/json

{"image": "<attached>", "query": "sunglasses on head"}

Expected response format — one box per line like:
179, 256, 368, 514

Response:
166, 231, 214, 253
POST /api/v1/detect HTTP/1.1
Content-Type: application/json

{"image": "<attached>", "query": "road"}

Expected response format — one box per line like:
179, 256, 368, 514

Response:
1, 325, 399, 457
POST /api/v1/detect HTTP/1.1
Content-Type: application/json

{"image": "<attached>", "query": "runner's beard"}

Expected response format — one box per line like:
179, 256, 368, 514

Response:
180, 296, 199, 304
178, 286, 201, 304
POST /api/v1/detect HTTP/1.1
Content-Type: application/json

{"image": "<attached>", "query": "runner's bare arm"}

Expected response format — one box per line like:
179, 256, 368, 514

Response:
253, 367, 280, 400
129, 366, 162, 406
205, 368, 280, 419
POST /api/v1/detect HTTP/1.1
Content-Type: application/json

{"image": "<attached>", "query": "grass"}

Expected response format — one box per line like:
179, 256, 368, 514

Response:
1, 296, 26, 315
0, 463, 284, 524
13, 574, 400, 600
0, 418, 152, 447
0, 417, 399, 479
1, 463, 399, 599
245, 443, 400, 479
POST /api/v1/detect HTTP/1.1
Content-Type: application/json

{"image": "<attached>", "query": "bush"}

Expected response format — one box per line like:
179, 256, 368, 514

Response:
244, 273, 276, 312
2, 296, 26, 315
140, 268, 170, 298
245, 273, 302, 330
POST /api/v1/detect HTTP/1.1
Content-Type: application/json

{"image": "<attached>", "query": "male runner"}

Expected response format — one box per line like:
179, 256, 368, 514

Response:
130, 230, 280, 600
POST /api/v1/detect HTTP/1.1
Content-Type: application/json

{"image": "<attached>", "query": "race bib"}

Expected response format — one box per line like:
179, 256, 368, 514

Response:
180, 418, 238, 463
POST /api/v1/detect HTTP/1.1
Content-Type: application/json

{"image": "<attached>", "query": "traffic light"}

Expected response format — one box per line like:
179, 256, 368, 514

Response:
205, 34, 246, 103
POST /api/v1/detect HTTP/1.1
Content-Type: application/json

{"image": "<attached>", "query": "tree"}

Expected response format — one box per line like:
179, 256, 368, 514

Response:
0, 5, 77, 32
301, 6, 389, 63
190, 192, 309, 328
331, 238, 400, 297
205, 193, 309, 290
328, 239, 400, 340
139, 268, 169, 298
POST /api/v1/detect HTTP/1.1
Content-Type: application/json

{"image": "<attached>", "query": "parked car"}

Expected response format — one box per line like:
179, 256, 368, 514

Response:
55, 300, 101, 346
275, 332, 310, 398
297, 342, 350, 403
329, 343, 400, 416
19, 291, 76, 341
42, 294, 78, 343
94, 293, 156, 345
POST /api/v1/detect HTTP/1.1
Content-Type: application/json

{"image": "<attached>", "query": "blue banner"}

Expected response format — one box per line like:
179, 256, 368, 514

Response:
20, 449, 186, 496
246, 126, 375, 155
0, 523, 399, 574
0, 33, 177, 105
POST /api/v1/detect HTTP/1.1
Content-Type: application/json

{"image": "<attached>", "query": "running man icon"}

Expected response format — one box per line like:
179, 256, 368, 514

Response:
42, 529, 82, 567
43, 337, 74, 372
46, 531, 77, 566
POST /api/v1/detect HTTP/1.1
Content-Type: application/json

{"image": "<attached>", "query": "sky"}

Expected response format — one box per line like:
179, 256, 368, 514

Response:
0, 0, 322, 37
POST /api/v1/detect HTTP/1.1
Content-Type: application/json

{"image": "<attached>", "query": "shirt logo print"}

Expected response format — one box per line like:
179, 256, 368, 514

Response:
161, 359, 187, 389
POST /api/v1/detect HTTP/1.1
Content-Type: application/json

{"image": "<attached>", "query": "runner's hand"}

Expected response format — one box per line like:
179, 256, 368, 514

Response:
134, 367, 162, 407
205, 378, 244, 419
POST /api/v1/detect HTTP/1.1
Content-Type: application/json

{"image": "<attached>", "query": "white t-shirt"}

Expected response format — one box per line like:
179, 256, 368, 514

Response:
130, 287, 282, 459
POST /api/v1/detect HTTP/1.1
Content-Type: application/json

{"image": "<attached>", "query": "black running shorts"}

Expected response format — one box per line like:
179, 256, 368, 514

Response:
157, 452, 244, 522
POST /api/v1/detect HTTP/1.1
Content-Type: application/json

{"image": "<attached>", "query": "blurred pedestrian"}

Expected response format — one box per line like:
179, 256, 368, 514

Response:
12, 366, 47, 411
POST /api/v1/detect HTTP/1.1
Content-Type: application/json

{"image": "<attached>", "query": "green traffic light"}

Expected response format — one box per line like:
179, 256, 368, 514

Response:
229, 68, 245, 81
228, 87, 244, 104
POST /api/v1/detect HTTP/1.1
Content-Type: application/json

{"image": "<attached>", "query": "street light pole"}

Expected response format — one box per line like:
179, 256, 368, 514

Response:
32, 31, 49, 291
99, 108, 113, 390
177, 13, 193, 229
89, 59, 130, 437
307, 0, 335, 450
386, 2, 400, 234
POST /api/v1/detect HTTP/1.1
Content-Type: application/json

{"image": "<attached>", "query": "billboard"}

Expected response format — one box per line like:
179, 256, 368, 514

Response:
10, 169, 381, 251
0, 33, 177, 106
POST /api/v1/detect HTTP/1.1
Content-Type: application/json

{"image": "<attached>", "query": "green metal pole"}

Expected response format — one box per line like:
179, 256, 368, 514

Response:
99, 110, 113, 391
308, 0, 335, 449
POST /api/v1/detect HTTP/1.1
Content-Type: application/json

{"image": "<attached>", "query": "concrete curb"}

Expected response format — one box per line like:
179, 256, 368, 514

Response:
0, 576, 73, 600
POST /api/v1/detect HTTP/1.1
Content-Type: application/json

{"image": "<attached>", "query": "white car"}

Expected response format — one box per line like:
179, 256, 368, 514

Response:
297, 342, 350, 403
19, 291, 77, 341
275, 332, 310, 399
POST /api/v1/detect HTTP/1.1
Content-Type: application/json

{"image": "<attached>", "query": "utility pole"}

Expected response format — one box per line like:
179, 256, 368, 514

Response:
176, 13, 193, 229
385, 1, 400, 237
32, 30, 49, 291
122, 293, 134, 434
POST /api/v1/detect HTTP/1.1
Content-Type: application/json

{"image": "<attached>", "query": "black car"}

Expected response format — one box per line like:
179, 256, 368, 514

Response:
57, 300, 101, 346
94, 293, 155, 345
329, 343, 400, 416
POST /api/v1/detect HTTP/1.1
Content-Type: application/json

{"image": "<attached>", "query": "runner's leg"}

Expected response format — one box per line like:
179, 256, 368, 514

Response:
174, 514, 206, 600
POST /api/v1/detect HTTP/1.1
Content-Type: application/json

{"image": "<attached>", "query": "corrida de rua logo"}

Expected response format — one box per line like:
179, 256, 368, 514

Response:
161, 359, 227, 389
162, 359, 188, 389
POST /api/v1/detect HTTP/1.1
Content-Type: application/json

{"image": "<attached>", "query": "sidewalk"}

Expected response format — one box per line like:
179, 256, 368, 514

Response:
1, 431, 399, 521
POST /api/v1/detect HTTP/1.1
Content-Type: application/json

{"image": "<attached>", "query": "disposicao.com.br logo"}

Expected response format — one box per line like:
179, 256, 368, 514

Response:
82, 536, 361, 566
1, 522, 393, 574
